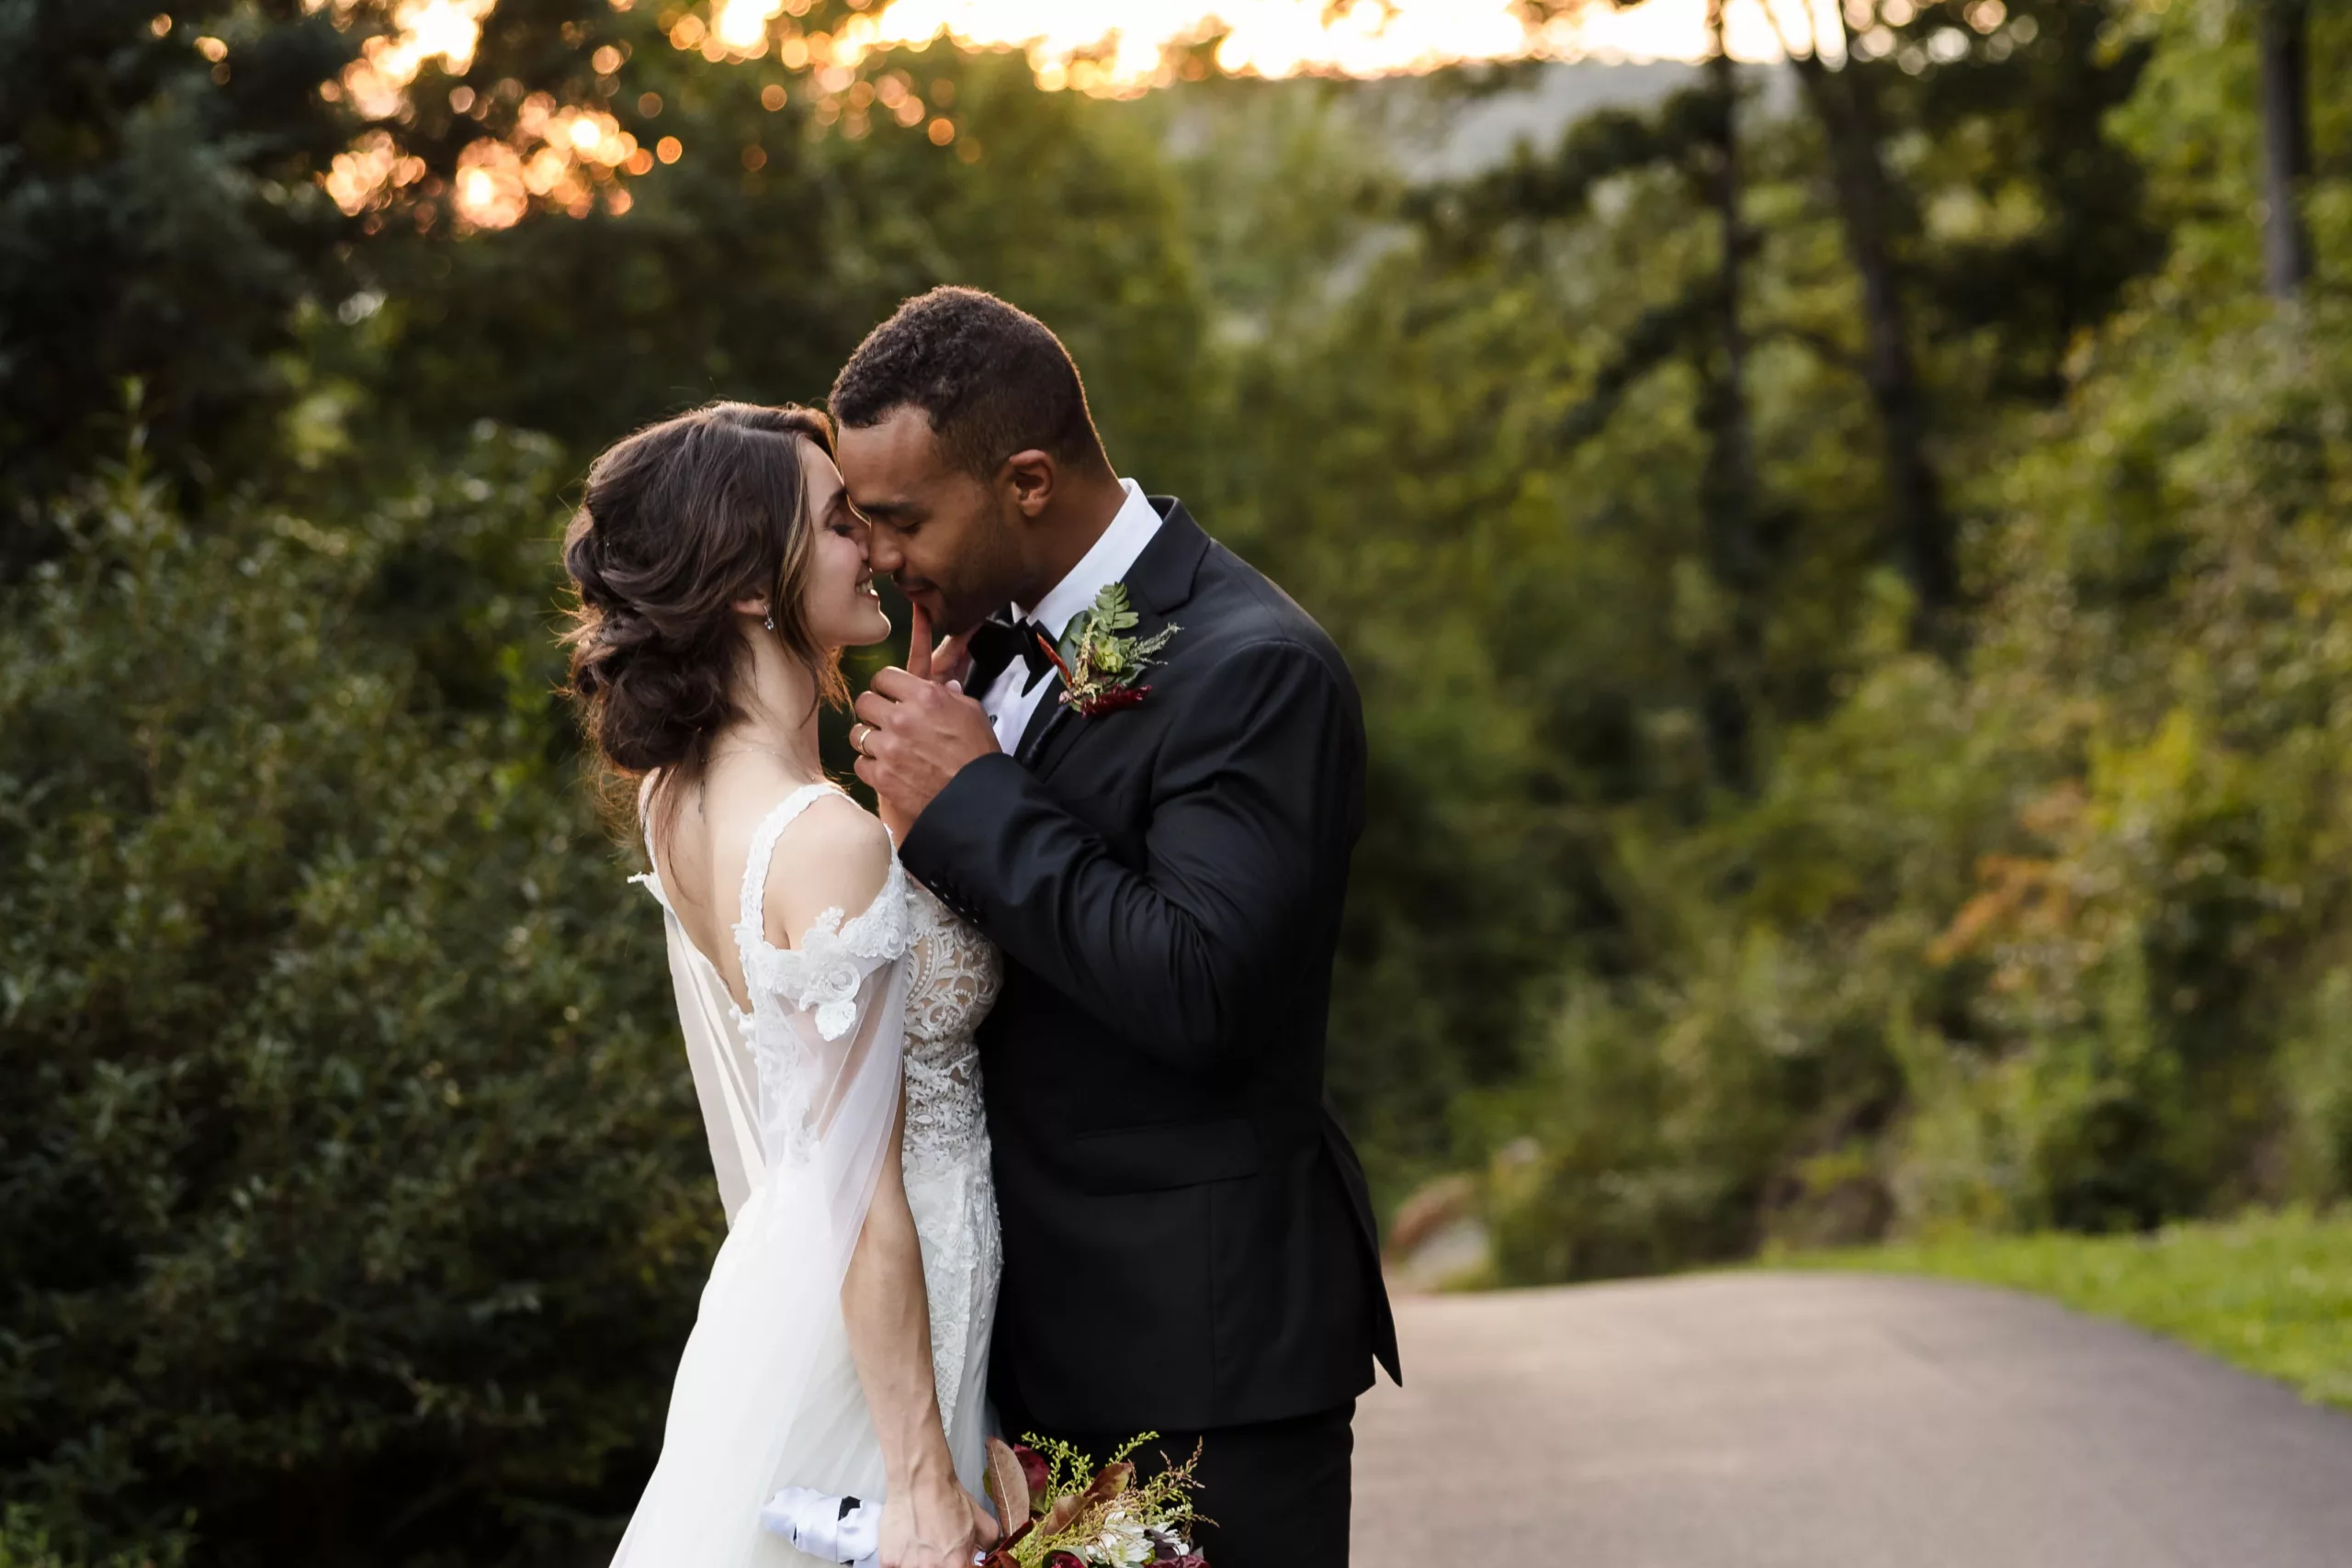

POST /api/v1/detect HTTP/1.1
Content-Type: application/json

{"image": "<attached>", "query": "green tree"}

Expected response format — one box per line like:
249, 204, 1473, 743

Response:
354, 44, 1208, 481
0, 0, 353, 539
1475, 0, 2352, 1276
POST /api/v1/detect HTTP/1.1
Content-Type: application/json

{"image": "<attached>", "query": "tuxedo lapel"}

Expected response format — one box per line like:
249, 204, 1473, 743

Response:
1013, 676, 1071, 765
1125, 497, 1210, 620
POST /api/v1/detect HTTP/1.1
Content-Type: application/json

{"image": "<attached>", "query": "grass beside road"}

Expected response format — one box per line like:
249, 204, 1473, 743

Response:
1776, 1207, 2352, 1411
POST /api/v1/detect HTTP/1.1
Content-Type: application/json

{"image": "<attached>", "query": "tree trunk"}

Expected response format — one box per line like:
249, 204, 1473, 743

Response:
1704, 0, 1758, 529
1701, 0, 1763, 784
2256, 0, 2313, 300
1785, 33, 1957, 632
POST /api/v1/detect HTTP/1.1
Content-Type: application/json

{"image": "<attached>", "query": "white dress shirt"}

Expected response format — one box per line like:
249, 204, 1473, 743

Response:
978, 478, 1162, 753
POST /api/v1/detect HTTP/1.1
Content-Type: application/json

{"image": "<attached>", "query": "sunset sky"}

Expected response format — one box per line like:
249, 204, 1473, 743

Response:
357, 0, 1854, 103
863, 0, 1847, 83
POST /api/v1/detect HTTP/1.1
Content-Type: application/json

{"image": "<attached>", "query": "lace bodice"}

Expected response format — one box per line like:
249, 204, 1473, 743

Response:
896, 875, 1001, 1426
900, 877, 1001, 1178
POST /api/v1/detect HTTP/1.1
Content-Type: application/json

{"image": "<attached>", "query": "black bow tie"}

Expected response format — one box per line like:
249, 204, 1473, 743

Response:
964, 614, 1058, 699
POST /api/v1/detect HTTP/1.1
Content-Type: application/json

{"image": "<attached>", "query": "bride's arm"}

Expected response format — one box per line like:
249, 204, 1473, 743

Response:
840, 1098, 993, 1568
768, 797, 992, 1568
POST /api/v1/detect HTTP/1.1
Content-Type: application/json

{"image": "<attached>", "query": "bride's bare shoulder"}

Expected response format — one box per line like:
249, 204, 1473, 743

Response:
764, 789, 893, 945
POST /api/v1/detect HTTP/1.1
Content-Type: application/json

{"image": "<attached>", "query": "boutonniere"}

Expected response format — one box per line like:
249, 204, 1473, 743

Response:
1036, 582, 1180, 717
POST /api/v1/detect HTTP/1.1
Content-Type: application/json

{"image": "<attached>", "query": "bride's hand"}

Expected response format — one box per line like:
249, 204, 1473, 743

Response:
877, 1464, 991, 1568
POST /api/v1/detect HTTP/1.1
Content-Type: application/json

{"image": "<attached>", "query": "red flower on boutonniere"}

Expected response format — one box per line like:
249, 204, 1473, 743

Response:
1037, 582, 1179, 718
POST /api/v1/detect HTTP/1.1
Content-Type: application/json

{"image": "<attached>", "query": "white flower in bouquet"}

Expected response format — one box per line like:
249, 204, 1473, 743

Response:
1090, 1507, 1156, 1566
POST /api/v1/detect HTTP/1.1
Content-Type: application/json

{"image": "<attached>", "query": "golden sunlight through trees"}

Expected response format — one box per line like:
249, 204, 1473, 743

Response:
433, 101, 634, 228
308, 0, 1846, 227
317, 0, 499, 118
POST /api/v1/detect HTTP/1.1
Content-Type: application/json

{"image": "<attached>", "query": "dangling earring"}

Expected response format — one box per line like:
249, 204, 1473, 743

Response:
763, 614, 775, 632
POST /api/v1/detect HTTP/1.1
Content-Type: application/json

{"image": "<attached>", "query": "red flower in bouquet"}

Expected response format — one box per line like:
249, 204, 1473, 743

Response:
1043, 1554, 1087, 1568
1012, 1443, 1051, 1498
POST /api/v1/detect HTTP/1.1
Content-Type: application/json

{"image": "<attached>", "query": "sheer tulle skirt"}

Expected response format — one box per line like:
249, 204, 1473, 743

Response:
611, 1172, 885, 1568
610, 1150, 999, 1568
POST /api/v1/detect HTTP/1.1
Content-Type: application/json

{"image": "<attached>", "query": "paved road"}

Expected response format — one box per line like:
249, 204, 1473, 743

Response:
1351, 1272, 2352, 1568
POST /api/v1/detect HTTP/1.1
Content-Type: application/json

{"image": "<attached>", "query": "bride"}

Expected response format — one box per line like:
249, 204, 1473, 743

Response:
560, 400, 1003, 1568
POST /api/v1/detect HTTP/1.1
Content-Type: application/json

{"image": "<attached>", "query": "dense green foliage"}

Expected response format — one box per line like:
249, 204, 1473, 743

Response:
1, 441, 711, 1562
5, 0, 2351, 1560
1782, 1208, 2352, 1410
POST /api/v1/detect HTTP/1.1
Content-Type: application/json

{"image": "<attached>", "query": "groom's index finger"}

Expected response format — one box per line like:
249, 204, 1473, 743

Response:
932, 630, 970, 687
905, 604, 933, 681
865, 666, 928, 703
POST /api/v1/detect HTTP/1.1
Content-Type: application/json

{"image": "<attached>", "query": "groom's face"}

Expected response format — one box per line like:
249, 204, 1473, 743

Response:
836, 407, 1027, 638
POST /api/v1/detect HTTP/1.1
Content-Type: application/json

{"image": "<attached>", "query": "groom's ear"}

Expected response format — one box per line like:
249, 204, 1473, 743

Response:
1001, 448, 1057, 519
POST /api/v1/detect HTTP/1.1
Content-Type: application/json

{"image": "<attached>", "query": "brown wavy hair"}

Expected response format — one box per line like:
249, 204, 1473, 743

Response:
560, 401, 848, 823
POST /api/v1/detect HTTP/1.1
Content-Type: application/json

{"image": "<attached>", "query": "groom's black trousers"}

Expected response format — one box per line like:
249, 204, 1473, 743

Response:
1001, 1402, 1355, 1568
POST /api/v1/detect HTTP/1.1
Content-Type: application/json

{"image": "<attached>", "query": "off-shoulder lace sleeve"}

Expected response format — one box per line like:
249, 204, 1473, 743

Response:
741, 866, 913, 1042
728, 785, 915, 1175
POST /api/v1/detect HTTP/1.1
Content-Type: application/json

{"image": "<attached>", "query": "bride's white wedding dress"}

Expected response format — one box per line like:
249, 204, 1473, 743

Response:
615, 781, 1003, 1567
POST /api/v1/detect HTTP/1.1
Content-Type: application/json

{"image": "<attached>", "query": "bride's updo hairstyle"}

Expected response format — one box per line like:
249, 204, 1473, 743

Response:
561, 401, 848, 806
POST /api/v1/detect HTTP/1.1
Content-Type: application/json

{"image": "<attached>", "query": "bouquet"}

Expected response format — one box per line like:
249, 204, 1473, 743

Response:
978, 1433, 1207, 1568
760, 1434, 1206, 1568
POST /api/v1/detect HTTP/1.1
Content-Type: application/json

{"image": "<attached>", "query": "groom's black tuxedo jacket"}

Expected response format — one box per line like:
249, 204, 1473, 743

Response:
901, 498, 1400, 1434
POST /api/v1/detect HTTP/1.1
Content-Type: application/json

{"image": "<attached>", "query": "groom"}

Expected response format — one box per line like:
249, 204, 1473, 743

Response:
835, 288, 1398, 1568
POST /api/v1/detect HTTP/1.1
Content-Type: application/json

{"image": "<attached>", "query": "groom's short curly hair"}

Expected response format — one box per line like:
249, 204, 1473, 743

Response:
829, 287, 1111, 480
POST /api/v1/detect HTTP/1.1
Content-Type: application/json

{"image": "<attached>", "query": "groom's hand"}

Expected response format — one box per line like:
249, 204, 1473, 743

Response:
855, 605, 999, 822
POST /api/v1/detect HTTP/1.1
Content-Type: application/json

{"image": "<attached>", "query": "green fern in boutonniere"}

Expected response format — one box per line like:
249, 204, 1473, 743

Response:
1036, 582, 1179, 717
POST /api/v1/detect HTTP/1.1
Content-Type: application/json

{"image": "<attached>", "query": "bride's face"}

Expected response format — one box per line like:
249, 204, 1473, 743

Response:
797, 444, 892, 649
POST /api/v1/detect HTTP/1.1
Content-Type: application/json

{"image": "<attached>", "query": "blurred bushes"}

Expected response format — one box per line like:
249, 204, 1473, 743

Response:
0, 433, 709, 1562
0, 1504, 185, 1568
